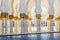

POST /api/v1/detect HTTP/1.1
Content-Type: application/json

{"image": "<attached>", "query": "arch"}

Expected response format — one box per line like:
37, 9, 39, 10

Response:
1, 0, 9, 12
41, 0, 49, 21
7, 0, 14, 15
35, 0, 41, 14
20, 0, 28, 13
54, 0, 60, 19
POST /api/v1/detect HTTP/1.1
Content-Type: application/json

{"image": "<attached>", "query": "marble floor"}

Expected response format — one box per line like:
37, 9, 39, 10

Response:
0, 33, 60, 40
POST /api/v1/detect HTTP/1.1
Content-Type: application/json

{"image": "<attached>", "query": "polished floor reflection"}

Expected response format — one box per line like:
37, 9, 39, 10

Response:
0, 33, 60, 40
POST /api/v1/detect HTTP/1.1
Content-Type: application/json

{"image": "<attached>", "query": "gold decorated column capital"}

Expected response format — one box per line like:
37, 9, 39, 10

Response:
1, 12, 8, 18
36, 14, 41, 19
14, 16, 21, 21
55, 17, 60, 21
8, 15, 13, 20
47, 15, 54, 21
20, 13, 28, 19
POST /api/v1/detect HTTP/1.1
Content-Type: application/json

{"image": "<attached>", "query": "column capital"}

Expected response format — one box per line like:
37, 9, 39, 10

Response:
47, 15, 54, 21
20, 13, 28, 19
55, 17, 60, 21
36, 14, 41, 19
35, 0, 41, 14
8, 15, 13, 19
1, 12, 8, 18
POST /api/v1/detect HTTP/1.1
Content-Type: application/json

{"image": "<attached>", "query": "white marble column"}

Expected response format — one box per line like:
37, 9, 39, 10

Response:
54, 0, 60, 38
0, 20, 2, 35
0, 0, 2, 35
54, 21, 60, 38
7, 0, 14, 34
28, 0, 36, 33
47, 0, 55, 32
35, 0, 41, 33
1, 0, 9, 34
20, 0, 29, 34
2, 18, 7, 34
13, 0, 20, 34
35, 0, 41, 40
47, 0, 55, 39
41, 0, 49, 32
54, 0, 60, 32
